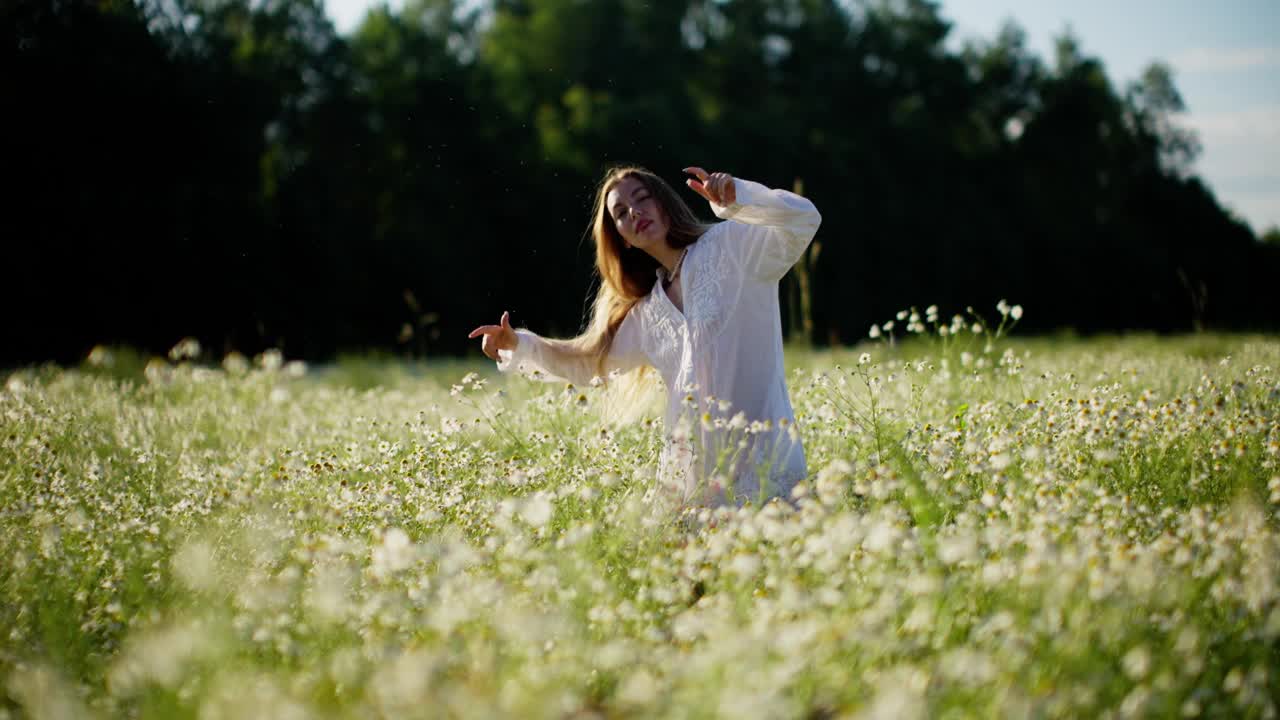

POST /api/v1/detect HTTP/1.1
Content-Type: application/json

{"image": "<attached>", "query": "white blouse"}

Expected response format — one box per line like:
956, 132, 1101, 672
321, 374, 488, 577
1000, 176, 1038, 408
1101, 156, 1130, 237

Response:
497, 178, 822, 506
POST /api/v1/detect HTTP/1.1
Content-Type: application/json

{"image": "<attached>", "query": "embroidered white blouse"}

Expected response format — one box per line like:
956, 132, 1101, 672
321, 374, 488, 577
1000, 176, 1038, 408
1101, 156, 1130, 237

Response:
497, 178, 822, 505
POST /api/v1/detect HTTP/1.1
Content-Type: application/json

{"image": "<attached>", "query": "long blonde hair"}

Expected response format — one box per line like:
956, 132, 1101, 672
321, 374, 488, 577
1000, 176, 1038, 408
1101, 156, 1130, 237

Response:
545, 166, 710, 416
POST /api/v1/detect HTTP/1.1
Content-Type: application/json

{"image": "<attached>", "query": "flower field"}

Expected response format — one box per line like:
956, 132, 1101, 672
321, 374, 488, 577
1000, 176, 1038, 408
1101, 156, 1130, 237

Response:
2, 330, 1278, 718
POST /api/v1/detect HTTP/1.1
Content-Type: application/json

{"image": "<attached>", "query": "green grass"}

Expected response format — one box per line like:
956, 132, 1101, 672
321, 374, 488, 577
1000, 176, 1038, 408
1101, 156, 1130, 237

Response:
2, 334, 1278, 718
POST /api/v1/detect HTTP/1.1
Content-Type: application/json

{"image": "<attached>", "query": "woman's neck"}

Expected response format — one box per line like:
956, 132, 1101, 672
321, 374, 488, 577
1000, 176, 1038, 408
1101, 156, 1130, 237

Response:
646, 241, 684, 275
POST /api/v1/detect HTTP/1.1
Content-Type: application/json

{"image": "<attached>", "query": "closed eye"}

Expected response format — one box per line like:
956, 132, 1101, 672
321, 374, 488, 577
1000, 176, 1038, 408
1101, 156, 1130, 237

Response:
612, 194, 651, 221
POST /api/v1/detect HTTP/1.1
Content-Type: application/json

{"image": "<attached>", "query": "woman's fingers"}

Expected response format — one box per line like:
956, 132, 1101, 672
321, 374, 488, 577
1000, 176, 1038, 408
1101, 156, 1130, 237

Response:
685, 178, 712, 202
684, 167, 715, 202
470, 312, 513, 339
470, 312, 516, 362
684, 167, 734, 205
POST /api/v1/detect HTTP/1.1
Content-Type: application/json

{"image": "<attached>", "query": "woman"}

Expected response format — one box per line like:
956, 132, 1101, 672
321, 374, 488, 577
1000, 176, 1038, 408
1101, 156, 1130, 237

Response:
469, 166, 821, 507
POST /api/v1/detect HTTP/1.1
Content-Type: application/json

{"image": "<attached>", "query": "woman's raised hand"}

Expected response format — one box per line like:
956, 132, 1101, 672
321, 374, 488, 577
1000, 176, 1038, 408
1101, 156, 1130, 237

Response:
683, 167, 736, 206
468, 311, 518, 361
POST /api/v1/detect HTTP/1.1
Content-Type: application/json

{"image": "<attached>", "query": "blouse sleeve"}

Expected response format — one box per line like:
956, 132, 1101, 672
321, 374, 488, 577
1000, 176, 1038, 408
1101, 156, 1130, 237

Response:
710, 177, 822, 283
495, 308, 646, 386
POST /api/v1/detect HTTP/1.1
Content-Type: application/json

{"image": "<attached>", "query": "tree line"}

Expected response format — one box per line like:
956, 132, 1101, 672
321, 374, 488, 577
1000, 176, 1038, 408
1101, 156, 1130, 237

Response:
4, 0, 1277, 367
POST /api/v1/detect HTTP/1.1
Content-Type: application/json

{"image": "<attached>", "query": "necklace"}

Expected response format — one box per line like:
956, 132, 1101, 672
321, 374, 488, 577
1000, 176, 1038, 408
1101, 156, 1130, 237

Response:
664, 247, 689, 287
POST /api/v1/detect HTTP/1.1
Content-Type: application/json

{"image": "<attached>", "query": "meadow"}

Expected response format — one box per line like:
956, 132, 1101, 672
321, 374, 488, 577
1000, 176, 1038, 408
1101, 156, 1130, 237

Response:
2, 314, 1278, 718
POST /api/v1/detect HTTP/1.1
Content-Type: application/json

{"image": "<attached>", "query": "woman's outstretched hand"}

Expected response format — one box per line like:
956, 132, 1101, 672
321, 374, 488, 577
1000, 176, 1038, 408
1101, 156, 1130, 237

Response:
468, 311, 518, 361
684, 167, 736, 206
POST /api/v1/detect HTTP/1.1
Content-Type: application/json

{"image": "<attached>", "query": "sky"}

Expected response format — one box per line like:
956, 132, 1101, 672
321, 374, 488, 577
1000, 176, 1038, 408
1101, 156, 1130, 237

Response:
324, 0, 1280, 234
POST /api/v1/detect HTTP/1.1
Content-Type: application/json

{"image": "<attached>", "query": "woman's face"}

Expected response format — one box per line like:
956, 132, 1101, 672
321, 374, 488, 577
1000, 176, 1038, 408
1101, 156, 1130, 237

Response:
606, 176, 669, 251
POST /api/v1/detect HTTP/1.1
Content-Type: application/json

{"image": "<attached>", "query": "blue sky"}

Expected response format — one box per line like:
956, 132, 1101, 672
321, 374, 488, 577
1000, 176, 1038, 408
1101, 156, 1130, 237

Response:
325, 0, 1280, 233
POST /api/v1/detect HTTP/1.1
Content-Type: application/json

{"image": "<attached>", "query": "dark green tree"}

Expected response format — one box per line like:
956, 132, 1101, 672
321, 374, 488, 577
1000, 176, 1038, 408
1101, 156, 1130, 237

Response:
3, 0, 1275, 366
